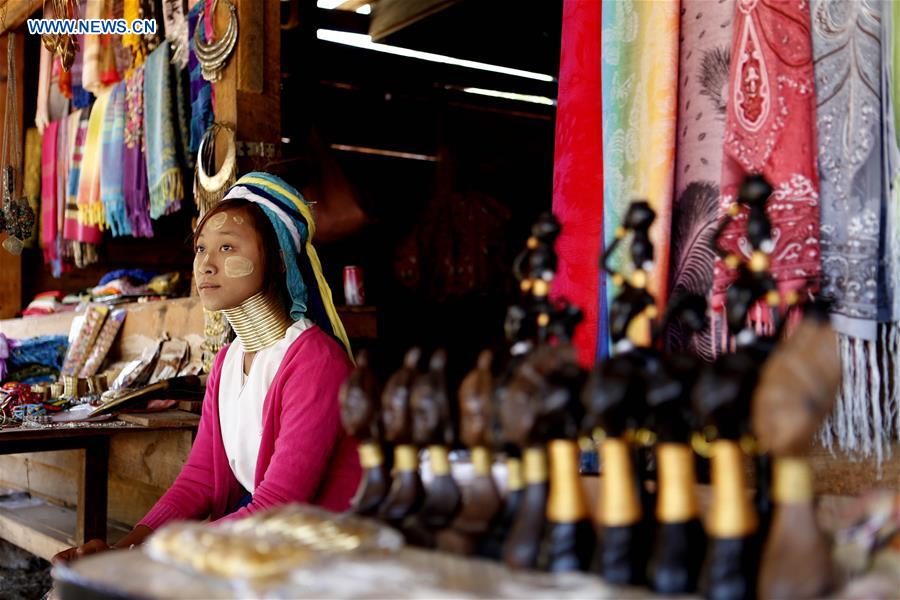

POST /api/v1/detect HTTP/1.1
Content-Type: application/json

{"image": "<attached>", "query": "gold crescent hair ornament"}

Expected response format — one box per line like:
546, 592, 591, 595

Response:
194, 0, 238, 82
194, 122, 237, 216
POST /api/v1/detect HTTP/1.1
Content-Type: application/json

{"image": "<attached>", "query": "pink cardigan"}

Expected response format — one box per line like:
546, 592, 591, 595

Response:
139, 326, 360, 530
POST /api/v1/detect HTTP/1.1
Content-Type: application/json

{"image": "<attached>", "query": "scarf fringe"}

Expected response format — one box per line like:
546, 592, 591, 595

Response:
819, 322, 900, 471
79, 201, 106, 229
149, 169, 184, 219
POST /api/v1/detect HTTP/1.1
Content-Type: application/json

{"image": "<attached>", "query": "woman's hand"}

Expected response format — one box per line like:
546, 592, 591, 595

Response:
51, 538, 109, 564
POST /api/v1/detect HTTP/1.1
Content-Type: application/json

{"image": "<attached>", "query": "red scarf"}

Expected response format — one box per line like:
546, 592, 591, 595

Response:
551, 0, 604, 367
713, 0, 821, 316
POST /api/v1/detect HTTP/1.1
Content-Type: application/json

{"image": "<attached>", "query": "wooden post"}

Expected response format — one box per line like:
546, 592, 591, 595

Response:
76, 437, 110, 544
0, 29, 24, 319
213, 0, 281, 173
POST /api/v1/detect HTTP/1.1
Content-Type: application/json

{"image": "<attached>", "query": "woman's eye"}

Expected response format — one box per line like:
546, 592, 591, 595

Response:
195, 246, 205, 254
221, 244, 233, 252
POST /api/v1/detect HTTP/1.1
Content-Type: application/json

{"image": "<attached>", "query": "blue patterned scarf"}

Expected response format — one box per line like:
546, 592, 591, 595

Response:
144, 41, 184, 220
100, 81, 130, 236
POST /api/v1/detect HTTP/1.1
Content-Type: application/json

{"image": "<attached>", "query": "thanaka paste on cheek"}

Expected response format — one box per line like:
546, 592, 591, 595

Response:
224, 256, 255, 278
209, 212, 228, 230
233, 215, 244, 225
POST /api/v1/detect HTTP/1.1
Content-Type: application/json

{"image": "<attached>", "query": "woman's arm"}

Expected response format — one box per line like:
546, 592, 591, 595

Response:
217, 334, 353, 521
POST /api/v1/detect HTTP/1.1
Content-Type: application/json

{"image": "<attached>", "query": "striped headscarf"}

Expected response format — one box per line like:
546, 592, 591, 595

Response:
222, 172, 352, 359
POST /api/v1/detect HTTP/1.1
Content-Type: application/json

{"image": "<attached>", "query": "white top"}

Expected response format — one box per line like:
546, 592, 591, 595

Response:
218, 318, 313, 493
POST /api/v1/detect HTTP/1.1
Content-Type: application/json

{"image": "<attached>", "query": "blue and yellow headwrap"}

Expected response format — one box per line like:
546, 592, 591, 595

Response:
222, 172, 352, 359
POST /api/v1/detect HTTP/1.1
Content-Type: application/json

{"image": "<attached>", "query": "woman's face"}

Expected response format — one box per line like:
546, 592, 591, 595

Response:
193, 208, 267, 311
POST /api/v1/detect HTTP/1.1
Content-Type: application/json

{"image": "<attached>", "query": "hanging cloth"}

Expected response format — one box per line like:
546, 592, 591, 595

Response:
77, 91, 112, 229
143, 41, 184, 219
41, 120, 60, 264
550, 0, 604, 368
665, 0, 734, 359
122, 66, 153, 237
63, 109, 102, 267
162, 0, 190, 69
600, 0, 679, 357
23, 128, 43, 248
123, 0, 148, 71
101, 82, 129, 236
188, 0, 213, 153
713, 0, 821, 343
71, 2, 95, 109
813, 0, 899, 465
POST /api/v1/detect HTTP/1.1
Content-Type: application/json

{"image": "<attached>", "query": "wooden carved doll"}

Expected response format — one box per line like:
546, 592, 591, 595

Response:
644, 294, 708, 594
440, 350, 503, 554
410, 349, 462, 533
377, 347, 425, 527
338, 349, 389, 516
753, 302, 840, 599
539, 340, 594, 573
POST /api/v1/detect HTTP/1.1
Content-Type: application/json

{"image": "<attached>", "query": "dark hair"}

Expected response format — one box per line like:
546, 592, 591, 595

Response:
193, 199, 290, 310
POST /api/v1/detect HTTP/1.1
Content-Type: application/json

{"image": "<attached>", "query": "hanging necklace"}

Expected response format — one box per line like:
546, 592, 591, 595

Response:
194, 122, 237, 216
194, 0, 238, 82
0, 33, 35, 256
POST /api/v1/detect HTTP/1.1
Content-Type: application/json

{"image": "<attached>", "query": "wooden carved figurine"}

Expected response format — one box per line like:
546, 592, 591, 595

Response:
753, 302, 840, 600
440, 350, 503, 554
539, 340, 594, 573
410, 349, 462, 533
377, 347, 425, 526
644, 294, 708, 594
338, 349, 389, 516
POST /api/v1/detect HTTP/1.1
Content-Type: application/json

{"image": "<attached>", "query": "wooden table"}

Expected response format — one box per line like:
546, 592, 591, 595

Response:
0, 412, 199, 555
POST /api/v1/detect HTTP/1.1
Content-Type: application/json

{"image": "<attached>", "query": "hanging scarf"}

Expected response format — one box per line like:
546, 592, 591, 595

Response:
600, 0, 679, 357
63, 109, 102, 267
123, 0, 148, 71
713, 0, 821, 347
144, 41, 184, 219
222, 173, 354, 360
163, 0, 189, 69
122, 66, 153, 237
665, 0, 734, 359
101, 81, 129, 236
52, 110, 71, 276
77, 91, 112, 229
35, 42, 53, 134
41, 120, 60, 264
23, 128, 43, 248
550, 0, 603, 368
813, 0, 899, 464
81, 0, 104, 94
188, 0, 213, 153
172, 56, 193, 170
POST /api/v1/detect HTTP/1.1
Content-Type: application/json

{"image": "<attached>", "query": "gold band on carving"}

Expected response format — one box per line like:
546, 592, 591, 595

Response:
472, 447, 492, 476
772, 456, 814, 504
523, 447, 548, 485
429, 445, 451, 476
546, 439, 589, 523
655, 443, 699, 523
506, 457, 524, 491
358, 442, 383, 469
707, 440, 758, 537
394, 444, 418, 473
600, 437, 642, 526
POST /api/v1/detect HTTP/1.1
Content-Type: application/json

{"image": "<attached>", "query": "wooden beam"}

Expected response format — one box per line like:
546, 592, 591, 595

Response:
236, 0, 263, 93
0, 0, 42, 37
336, 0, 372, 10
369, 0, 460, 41
0, 29, 24, 319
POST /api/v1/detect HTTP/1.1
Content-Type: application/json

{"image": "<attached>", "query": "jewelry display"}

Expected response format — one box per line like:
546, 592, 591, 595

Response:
193, 0, 238, 82
0, 32, 35, 256
194, 122, 237, 216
